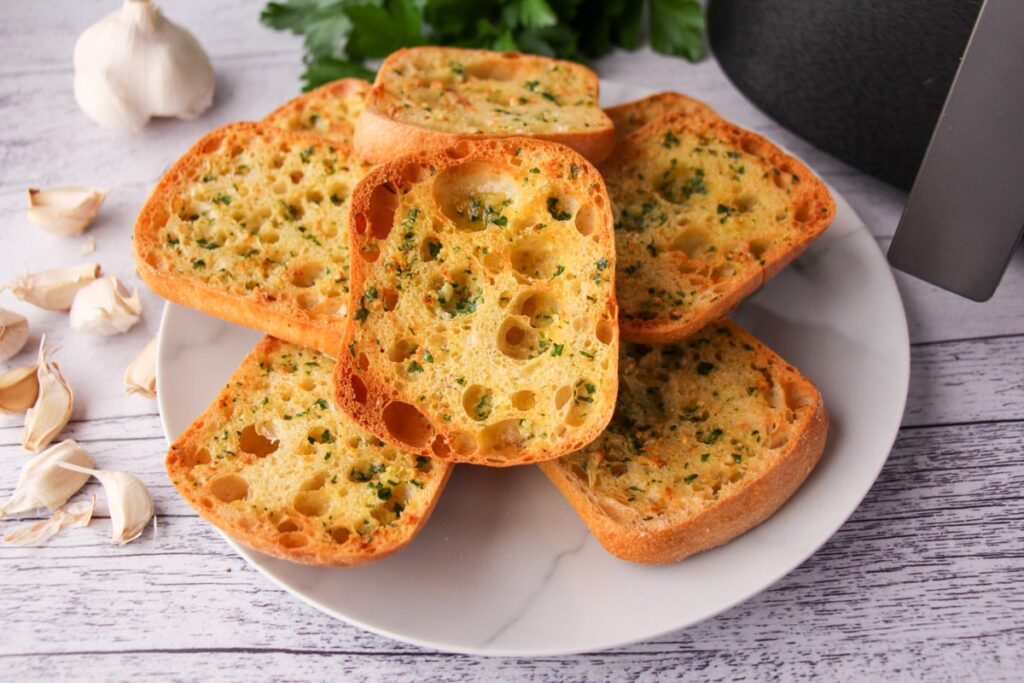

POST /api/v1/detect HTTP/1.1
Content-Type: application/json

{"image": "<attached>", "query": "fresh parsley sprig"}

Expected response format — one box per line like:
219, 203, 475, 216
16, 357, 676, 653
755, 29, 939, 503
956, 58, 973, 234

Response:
260, 0, 705, 91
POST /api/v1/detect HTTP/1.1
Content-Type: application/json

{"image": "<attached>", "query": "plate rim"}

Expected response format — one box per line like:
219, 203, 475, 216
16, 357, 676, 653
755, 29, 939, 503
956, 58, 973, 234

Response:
156, 80, 911, 657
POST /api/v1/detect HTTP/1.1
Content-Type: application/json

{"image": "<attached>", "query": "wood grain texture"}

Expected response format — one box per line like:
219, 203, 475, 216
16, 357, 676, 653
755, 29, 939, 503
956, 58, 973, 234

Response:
1, 1, 1022, 680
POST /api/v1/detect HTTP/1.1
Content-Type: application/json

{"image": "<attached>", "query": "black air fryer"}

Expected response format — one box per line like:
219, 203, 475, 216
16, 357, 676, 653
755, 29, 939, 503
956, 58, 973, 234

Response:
707, 0, 1024, 301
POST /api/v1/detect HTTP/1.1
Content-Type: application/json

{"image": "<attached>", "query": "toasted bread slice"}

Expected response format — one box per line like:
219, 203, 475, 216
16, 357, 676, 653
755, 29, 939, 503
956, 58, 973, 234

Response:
134, 122, 369, 354
539, 319, 827, 564
334, 138, 619, 466
355, 47, 616, 166
167, 337, 453, 567
603, 111, 835, 343
263, 78, 370, 147
606, 92, 719, 140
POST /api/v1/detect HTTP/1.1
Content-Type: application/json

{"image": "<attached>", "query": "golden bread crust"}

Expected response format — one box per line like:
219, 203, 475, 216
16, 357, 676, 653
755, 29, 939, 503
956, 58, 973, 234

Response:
262, 78, 370, 147
605, 92, 719, 140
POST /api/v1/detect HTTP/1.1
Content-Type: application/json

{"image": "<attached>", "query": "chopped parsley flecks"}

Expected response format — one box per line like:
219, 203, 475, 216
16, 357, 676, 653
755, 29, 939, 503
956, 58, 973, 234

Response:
546, 197, 572, 221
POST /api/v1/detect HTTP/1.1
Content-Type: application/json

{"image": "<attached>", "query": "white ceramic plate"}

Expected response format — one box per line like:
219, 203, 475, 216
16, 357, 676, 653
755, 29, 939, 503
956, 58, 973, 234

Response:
157, 82, 910, 656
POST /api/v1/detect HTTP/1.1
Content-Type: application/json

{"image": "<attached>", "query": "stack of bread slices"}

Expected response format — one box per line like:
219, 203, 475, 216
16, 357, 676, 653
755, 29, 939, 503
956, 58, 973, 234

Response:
135, 47, 834, 567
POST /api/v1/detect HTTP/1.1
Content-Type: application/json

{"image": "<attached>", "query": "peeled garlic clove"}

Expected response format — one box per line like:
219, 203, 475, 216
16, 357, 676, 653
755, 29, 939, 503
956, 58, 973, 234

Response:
0, 308, 29, 362
3, 262, 101, 311
69, 276, 141, 336
74, 0, 214, 131
57, 462, 153, 544
0, 363, 39, 415
0, 440, 95, 517
27, 186, 107, 237
3, 496, 94, 547
81, 235, 97, 255
22, 339, 74, 452
124, 337, 158, 398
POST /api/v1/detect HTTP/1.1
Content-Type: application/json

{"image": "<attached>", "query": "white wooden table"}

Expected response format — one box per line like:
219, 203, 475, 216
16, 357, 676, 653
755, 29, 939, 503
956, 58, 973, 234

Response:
2, 2, 1022, 680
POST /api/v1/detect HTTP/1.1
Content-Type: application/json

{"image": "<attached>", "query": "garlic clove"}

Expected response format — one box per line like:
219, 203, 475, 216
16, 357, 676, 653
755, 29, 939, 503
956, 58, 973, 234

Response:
26, 186, 107, 237
73, 0, 214, 131
81, 235, 97, 255
56, 462, 153, 544
3, 263, 101, 311
124, 337, 158, 398
0, 363, 40, 415
0, 308, 30, 362
69, 276, 141, 336
3, 496, 95, 547
0, 440, 95, 518
22, 338, 74, 452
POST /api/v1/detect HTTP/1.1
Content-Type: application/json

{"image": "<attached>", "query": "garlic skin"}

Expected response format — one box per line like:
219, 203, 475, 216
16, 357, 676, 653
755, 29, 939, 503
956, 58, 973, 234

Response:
73, 0, 215, 131
22, 339, 74, 452
0, 308, 29, 362
3, 496, 94, 547
0, 363, 39, 415
27, 187, 107, 237
69, 276, 142, 336
57, 463, 153, 544
124, 337, 158, 398
0, 440, 95, 517
4, 263, 101, 311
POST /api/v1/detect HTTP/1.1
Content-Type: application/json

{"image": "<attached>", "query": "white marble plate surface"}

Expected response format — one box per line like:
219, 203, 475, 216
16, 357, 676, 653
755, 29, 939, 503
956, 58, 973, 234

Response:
157, 82, 910, 656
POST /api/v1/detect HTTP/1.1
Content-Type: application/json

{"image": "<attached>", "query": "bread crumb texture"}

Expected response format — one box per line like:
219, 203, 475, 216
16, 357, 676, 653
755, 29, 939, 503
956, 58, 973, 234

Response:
135, 123, 369, 348
603, 111, 834, 342
555, 321, 819, 519
337, 138, 619, 466
167, 338, 451, 566
263, 79, 369, 147
372, 48, 609, 136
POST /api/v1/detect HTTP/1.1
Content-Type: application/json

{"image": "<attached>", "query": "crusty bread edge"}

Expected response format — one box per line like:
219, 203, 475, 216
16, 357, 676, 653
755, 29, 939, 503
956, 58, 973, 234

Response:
262, 78, 370, 127
604, 91, 720, 140
334, 138, 619, 467
132, 121, 351, 356
355, 108, 617, 168
166, 337, 455, 567
538, 319, 829, 564
608, 112, 836, 344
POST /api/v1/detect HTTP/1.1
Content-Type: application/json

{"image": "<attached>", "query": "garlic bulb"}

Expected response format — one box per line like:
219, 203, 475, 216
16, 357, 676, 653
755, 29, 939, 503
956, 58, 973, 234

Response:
69, 276, 141, 336
27, 186, 107, 237
0, 363, 39, 415
73, 0, 215, 131
0, 440, 95, 517
22, 339, 74, 452
124, 337, 158, 398
3, 496, 94, 547
57, 463, 153, 544
0, 308, 29, 362
3, 263, 101, 311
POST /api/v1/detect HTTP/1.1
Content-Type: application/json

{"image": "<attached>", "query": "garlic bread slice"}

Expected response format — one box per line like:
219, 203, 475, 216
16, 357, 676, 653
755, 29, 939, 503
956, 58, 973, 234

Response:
356, 47, 616, 165
603, 112, 834, 343
134, 122, 369, 354
540, 319, 827, 564
335, 138, 618, 466
167, 337, 452, 567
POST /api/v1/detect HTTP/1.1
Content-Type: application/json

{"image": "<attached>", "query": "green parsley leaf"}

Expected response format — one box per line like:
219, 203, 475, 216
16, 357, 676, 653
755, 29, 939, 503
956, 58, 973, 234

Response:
649, 0, 705, 62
